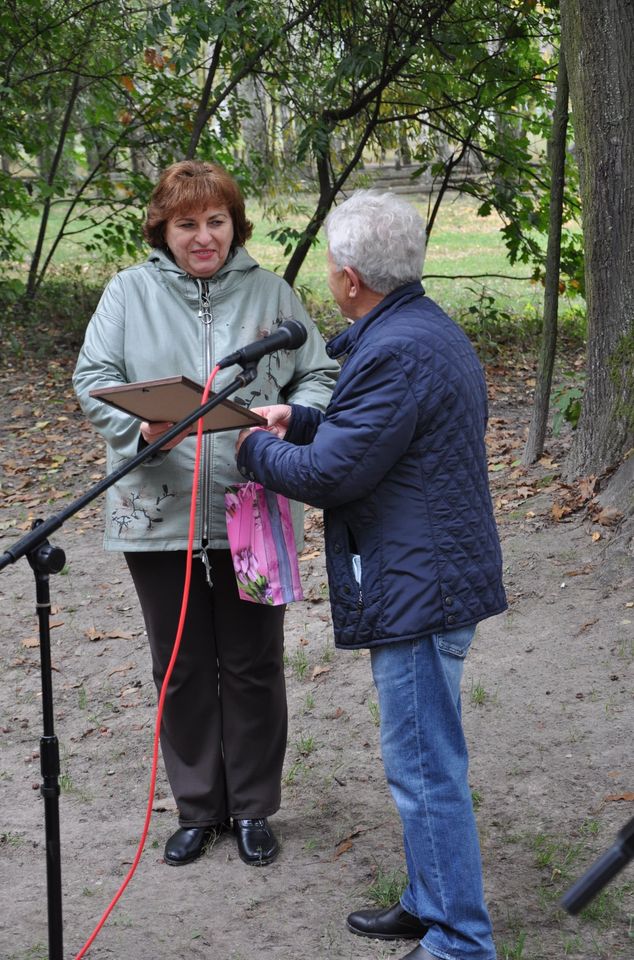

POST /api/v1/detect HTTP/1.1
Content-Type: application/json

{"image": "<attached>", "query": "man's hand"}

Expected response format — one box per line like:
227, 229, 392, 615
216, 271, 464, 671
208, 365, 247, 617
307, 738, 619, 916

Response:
252, 404, 293, 439
235, 404, 292, 457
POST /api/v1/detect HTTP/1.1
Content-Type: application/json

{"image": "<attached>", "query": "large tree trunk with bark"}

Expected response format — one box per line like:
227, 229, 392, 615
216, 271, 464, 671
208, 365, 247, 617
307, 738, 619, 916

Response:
560, 0, 634, 478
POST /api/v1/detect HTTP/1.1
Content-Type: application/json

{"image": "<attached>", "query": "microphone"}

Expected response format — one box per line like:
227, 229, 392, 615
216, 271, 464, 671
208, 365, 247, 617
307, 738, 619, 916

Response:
217, 319, 307, 369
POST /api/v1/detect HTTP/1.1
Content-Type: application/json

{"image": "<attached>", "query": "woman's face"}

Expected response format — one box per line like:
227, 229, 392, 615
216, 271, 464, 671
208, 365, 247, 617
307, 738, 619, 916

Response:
165, 205, 235, 278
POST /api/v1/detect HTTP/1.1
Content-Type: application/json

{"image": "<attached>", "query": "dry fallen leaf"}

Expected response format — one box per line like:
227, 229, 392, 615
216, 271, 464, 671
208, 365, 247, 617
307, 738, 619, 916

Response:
552, 502, 573, 521
311, 665, 331, 681
578, 476, 597, 500
21, 637, 40, 649
604, 792, 634, 803
333, 825, 363, 859
594, 507, 623, 526
299, 550, 321, 562
333, 838, 353, 859
107, 663, 135, 677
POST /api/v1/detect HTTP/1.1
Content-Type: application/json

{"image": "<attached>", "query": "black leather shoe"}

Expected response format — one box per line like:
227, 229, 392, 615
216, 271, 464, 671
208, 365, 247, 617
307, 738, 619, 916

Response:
346, 901, 429, 940
233, 818, 279, 866
400, 948, 436, 960
164, 821, 229, 866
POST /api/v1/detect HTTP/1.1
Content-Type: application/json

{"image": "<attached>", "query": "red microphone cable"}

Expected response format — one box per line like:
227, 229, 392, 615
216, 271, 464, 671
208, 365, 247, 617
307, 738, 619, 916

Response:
75, 365, 221, 959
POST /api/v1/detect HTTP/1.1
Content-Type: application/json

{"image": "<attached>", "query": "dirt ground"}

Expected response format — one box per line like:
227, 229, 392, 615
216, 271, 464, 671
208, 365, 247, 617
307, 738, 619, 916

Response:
1, 348, 633, 960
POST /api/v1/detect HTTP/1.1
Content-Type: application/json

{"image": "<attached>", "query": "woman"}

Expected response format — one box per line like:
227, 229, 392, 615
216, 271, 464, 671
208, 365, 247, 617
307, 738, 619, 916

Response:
73, 160, 338, 867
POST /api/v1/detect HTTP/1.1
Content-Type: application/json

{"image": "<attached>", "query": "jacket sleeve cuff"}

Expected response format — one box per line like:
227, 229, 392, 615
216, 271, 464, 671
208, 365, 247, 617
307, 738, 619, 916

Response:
136, 433, 169, 465
236, 429, 271, 480
285, 404, 323, 445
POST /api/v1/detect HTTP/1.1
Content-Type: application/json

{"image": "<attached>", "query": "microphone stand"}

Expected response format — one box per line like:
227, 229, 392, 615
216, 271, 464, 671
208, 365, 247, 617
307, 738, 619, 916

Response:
561, 817, 634, 914
0, 364, 257, 960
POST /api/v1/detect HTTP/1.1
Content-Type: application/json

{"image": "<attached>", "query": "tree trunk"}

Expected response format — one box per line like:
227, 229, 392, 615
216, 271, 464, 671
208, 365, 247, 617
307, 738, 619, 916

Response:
560, 0, 634, 477
283, 104, 383, 288
26, 73, 82, 299
239, 76, 272, 174
523, 51, 569, 465
282, 154, 335, 288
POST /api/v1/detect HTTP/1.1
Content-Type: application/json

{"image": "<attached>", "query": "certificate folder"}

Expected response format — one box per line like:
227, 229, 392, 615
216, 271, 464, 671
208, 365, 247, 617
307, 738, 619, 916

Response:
89, 376, 266, 434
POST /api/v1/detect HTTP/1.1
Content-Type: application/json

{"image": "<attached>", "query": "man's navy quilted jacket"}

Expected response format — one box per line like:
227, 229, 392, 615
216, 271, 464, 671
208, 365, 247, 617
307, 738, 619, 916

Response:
238, 280, 507, 649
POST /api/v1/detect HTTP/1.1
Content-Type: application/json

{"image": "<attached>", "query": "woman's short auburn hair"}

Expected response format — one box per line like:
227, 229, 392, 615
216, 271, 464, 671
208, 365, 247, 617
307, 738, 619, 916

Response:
143, 160, 253, 249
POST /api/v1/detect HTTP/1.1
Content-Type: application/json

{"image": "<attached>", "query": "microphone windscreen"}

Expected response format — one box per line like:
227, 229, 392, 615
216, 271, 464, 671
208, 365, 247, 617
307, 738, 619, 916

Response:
282, 319, 308, 349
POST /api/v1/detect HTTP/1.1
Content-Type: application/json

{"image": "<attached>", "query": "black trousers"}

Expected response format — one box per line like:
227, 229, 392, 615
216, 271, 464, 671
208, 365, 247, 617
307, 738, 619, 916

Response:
125, 549, 287, 827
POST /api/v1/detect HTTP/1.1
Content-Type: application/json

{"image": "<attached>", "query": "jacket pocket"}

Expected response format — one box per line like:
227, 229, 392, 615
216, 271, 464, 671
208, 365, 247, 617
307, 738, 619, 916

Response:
433, 625, 476, 659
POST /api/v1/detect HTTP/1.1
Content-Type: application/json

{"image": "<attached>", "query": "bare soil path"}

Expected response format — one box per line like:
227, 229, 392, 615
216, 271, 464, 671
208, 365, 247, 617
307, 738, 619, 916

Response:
1, 346, 632, 960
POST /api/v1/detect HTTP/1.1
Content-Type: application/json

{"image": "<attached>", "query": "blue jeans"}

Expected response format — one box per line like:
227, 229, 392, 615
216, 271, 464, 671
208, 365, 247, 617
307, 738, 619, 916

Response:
370, 627, 496, 960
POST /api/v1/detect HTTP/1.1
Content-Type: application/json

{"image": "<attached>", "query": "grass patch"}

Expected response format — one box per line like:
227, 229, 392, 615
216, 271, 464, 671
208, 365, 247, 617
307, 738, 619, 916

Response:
1, 193, 586, 361
499, 930, 527, 959
532, 832, 585, 885
579, 882, 634, 929
7, 945, 48, 960
470, 680, 489, 706
282, 760, 306, 786
0, 831, 26, 847
367, 699, 380, 727
365, 864, 408, 908
286, 648, 309, 681
295, 732, 316, 757
530, 828, 634, 930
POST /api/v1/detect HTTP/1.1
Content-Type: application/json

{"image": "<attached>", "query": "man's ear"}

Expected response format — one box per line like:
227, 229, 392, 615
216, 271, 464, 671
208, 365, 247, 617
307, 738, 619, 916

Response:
343, 265, 361, 297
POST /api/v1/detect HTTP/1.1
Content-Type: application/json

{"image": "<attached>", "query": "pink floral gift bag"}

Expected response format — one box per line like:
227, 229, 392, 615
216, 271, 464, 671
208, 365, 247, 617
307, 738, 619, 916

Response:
225, 482, 304, 605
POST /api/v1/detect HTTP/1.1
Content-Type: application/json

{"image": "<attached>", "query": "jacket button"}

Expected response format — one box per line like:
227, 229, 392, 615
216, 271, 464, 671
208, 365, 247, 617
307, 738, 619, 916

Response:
444, 596, 453, 606
447, 614, 456, 625
333, 543, 342, 553
343, 584, 351, 594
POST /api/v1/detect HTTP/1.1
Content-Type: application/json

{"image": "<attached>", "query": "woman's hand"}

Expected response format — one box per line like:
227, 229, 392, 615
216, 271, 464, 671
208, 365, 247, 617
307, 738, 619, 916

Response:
140, 420, 190, 450
235, 404, 292, 457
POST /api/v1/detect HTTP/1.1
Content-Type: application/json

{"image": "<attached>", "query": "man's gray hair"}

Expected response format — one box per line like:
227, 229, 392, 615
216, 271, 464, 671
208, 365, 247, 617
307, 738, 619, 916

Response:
324, 190, 426, 295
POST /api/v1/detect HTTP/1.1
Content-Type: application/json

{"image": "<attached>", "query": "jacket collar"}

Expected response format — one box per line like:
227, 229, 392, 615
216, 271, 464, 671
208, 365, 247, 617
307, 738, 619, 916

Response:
326, 281, 425, 359
148, 246, 259, 301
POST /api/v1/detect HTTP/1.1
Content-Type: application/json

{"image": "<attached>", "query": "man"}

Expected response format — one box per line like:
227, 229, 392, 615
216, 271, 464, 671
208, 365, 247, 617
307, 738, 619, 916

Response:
236, 190, 506, 959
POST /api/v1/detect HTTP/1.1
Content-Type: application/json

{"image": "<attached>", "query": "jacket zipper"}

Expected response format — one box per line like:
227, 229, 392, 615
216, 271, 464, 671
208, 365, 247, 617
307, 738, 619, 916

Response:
197, 279, 214, 584
351, 553, 363, 610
